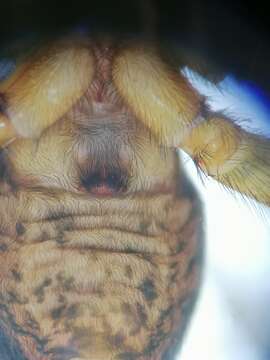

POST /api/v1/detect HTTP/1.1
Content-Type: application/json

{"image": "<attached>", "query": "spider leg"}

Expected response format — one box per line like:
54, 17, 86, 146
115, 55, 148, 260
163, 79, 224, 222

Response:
0, 114, 16, 146
183, 114, 270, 207
0, 37, 94, 146
113, 43, 270, 207
112, 42, 203, 146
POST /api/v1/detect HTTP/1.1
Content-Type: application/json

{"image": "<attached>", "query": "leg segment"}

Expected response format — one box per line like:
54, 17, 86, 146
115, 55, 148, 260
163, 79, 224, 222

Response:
0, 37, 94, 145
112, 42, 203, 146
182, 113, 270, 207
0, 114, 16, 146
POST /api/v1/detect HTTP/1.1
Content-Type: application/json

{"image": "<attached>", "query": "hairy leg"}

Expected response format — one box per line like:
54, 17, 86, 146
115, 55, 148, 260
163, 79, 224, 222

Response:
0, 36, 94, 144
112, 42, 270, 207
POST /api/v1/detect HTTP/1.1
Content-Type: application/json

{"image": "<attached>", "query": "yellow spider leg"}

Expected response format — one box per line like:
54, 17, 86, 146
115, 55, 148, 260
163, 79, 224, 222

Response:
0, 37, 94, 145
112, 43, 202, 146
113, 43, 270, 207
0, 113, 16, 146
182, 115, 270, 207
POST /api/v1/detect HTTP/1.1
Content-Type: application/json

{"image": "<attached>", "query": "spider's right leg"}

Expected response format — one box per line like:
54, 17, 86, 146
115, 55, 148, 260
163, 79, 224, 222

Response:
112, 42, 270, 207
112, 42, 203, 147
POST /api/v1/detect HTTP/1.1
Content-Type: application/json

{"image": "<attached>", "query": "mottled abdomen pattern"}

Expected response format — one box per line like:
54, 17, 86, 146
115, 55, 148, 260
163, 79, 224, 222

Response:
0, 175, 203, 360
0, 38, 204, 359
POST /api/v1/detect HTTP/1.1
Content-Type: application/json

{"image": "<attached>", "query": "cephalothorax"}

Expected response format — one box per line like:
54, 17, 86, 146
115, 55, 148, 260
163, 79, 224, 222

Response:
0, 35, 269, 360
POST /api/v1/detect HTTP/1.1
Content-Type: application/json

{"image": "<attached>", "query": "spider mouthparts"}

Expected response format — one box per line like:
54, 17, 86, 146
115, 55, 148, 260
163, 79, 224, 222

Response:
80, 170, 127, 196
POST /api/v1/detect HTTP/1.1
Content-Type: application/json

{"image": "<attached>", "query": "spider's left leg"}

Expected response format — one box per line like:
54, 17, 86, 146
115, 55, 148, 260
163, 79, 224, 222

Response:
0, 37, 94, 147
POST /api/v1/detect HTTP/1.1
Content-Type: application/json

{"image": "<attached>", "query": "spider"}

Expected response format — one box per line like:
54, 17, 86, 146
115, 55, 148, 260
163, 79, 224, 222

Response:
0, 31, 268, 360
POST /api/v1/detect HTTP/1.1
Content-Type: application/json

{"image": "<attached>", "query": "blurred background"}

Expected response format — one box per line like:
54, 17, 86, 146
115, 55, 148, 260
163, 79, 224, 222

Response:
0, 1, 269, 358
